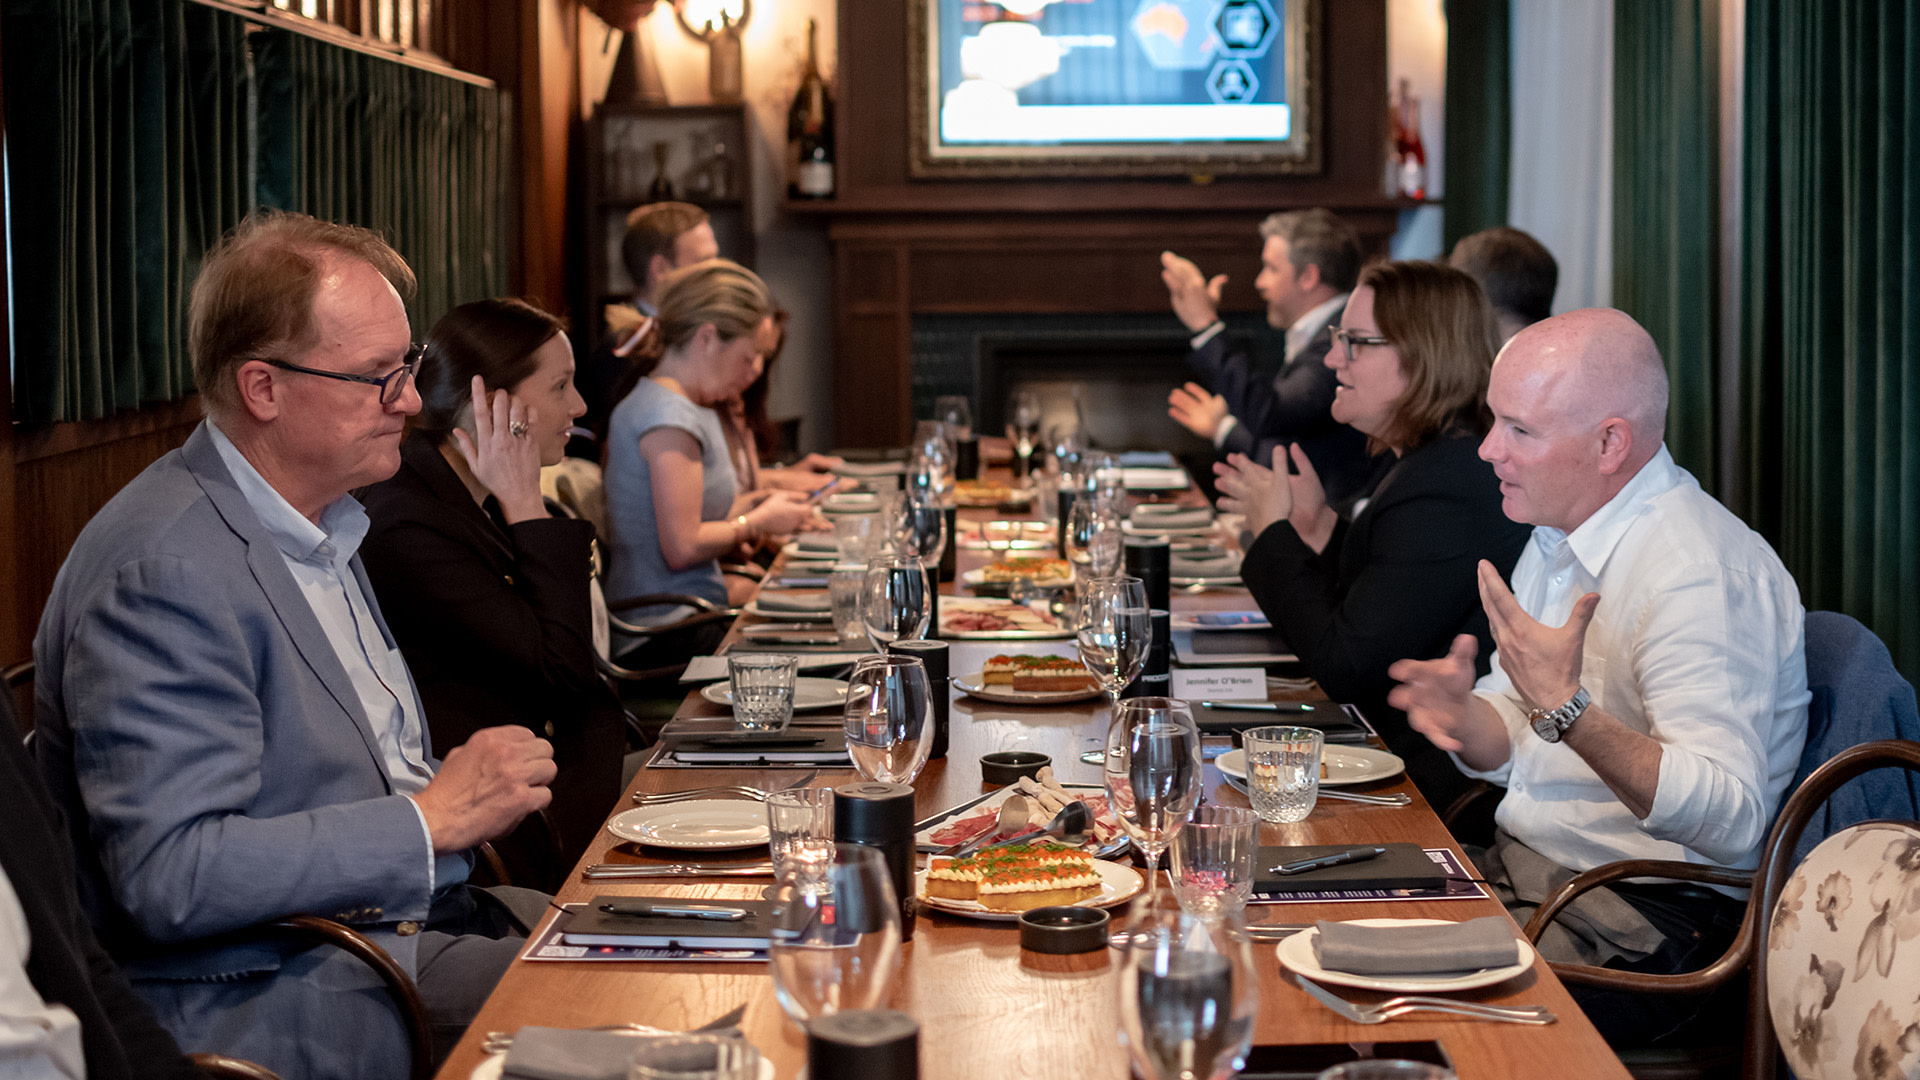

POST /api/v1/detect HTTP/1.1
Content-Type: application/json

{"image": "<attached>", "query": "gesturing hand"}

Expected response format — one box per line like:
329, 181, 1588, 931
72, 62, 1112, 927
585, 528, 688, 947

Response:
1213, 446, 1293, 538
414, 725, 556, 854
1161, 251, 1226, 332
1167, 382, 1229, 439
1478, 559, 1599, 713
1387, 634, 1481, 753
450, 375, 547, 524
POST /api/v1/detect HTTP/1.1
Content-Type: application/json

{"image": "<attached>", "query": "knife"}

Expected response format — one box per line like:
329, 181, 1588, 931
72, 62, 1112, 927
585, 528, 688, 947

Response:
1200, 700, 1316, 713
583, 862, 775, 879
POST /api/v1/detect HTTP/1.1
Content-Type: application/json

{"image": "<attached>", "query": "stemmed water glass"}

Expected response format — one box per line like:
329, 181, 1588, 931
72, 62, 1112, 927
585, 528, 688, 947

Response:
861, 552, 931, 651
1116, 898, 1259, 1080
1064, 500, 1122, 581
1077, 575, 1152, 709
1007, 390, 1042, 480
841, 654, 934, 784
934, 394, 974, 440
1103, 697, 1201, 902
768, 842, 904, 1025
908, 420, 954, 503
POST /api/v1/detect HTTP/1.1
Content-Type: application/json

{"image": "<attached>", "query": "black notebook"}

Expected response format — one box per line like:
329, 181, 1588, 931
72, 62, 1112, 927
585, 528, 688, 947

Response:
1192, 701, 1369, 744
1253, 843, 1449, 894
561, 897, 775, 949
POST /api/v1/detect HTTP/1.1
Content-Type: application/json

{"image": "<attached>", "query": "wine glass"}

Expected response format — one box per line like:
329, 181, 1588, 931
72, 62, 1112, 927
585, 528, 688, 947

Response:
909, 420, 955, 503
1077, 575, 1152, 709
768, 842, 904, 1025
1007, 390, 1042, 480
1104, 697, 1201, 899
861, 553, 932, 650
842, 654, 934, 784
934, 394, 974, 440
1117, 899, 1259, 1080
1065, 500, 1122, 581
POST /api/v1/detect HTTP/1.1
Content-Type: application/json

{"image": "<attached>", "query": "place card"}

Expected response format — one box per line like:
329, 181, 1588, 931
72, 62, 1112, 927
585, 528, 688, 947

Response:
1172, 667, 1266, 700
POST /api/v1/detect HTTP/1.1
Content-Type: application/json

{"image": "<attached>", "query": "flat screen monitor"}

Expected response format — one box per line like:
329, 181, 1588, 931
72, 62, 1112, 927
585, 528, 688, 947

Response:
910, 0, 1318, 178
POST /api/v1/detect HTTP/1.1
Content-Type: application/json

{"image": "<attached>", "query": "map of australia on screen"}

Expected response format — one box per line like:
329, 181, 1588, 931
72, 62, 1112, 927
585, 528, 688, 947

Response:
935, 0, 1290, 146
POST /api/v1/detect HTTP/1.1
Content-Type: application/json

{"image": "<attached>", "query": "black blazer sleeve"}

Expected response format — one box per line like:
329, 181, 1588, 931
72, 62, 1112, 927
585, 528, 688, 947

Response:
1239, 435, 1529, 706
1188, 332, 1340, 445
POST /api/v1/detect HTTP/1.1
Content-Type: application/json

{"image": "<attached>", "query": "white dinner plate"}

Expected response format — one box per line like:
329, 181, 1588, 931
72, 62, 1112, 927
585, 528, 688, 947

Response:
699, 677, 850, 713
937, 598, 1072, 640
1215, 745, 1405, 787
607, 801, 770, 850
743, 600, 832, 622
916, 858, 1144, 922
472, 1049, 775, 1080
953, 672, 1104, 705
1275, 918, 1537, 992
1170, 575, 1244, 588
960, 566, 1074, 590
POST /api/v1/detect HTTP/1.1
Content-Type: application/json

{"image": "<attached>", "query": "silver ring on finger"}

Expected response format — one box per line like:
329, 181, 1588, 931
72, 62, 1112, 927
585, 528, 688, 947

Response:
509, 420, 529, 438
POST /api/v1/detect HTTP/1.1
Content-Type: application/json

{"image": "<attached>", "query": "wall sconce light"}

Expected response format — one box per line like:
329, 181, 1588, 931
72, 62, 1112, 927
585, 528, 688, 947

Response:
676, 0, 751, 105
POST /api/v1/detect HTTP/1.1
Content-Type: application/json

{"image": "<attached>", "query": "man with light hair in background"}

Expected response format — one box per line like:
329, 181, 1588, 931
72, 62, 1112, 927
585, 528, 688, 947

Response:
1159, 208, 1377, 509
1448, 226, 1558, 345
1388, 308, 1808, 1045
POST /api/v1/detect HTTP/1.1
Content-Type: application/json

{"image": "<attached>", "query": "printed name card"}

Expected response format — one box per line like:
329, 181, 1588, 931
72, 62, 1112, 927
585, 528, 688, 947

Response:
1171, 667, 1265, 701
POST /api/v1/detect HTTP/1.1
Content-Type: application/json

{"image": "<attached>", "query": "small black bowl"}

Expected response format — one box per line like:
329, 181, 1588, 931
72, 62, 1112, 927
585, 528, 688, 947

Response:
1018, 906, 1110, 954
980, 751, 1051, 786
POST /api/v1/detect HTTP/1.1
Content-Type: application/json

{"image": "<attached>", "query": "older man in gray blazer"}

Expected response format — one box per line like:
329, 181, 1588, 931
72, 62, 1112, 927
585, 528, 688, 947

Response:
32, 212, 557, 1080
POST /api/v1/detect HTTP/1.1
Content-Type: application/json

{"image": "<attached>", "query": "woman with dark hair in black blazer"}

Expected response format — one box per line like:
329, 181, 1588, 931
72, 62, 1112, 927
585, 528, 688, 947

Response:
360, 298, 623, 889
1215, 260, 1530, 813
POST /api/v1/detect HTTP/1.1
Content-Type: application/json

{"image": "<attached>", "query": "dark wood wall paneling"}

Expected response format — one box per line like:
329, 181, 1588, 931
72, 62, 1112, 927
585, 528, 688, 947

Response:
817, 0, 1405, 446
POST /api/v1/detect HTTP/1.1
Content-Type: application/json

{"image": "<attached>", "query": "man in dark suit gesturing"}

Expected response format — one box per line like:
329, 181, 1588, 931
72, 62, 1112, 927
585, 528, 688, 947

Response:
1160, 209, 1376, 509
33, 212, 557, 1080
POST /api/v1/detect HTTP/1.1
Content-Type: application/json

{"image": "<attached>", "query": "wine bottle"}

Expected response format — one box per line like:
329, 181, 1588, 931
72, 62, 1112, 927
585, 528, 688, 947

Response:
787, 18, 835, 199
645, 140, 676, 202
1396, 79, 1427, 201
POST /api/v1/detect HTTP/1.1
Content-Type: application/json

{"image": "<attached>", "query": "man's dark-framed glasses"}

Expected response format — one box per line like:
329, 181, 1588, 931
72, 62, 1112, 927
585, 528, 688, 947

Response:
262, 342, 425, 404
1328, 325, 1391, 364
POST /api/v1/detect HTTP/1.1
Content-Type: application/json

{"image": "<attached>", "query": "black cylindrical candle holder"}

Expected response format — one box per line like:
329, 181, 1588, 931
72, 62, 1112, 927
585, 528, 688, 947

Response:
939, 505, 958, 582
887, 639, 949, 760
1055, 485, 1078, 559
1124, 534, 1172, 612
954, 436, 980, 481
806, 1010, 920, 1080
1122, 608, 1173, 699
833, 781, 918, 939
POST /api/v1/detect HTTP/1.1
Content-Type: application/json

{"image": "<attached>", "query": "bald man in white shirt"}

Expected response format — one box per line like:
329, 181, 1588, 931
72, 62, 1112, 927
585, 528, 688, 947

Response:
1389, 308, 1809, 1045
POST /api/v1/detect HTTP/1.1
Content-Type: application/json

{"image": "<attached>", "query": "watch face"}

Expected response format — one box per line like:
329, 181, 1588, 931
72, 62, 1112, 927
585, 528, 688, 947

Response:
1530, 712, 1562, 743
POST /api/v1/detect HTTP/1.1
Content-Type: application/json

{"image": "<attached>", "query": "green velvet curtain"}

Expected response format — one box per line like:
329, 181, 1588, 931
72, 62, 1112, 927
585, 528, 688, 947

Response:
252, 29, 508, 335
1740, 0, 1919, 679
1612, 0, 1721, 489
1440, 0, 1511, 252
3, 1, 508, 424
2, 0, 250, 423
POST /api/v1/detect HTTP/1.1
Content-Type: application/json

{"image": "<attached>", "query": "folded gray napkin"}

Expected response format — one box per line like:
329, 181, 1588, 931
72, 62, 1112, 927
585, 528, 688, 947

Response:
1130, 507, 1213, 530
1170, 552, 1241, 577
1311, 916, 1520, 975
753, 592, 832, 613
501, 1027, 644, 1080
794, 536, 840, 554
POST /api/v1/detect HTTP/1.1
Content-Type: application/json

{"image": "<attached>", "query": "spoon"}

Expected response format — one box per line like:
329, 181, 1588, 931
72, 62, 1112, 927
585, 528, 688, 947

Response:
982, 800, 1092, 851
943, 795, 1033, 858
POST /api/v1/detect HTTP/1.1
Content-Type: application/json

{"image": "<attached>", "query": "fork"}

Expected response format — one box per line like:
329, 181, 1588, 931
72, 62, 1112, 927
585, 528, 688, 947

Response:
1293, 974, 1555, 1025
634, 785, 771, 804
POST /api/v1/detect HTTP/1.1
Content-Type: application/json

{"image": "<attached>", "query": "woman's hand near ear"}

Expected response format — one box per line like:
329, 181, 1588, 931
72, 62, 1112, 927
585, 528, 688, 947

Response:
451, 375, 548, 524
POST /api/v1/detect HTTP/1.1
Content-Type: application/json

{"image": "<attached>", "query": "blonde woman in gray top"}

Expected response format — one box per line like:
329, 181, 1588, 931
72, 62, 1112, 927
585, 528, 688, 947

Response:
605, 259, 815, 660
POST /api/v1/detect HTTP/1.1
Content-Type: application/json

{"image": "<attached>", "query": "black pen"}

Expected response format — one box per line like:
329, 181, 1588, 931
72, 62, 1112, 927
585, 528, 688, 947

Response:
1199, 700, 1316, 713
600, 903, 748, 921
1271, 846, 1387, 875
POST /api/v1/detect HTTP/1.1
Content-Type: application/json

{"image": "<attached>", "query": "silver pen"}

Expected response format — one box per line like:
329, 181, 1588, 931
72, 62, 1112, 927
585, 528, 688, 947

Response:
1271, 846, 1386, 875
1199, 700, 1315, 712
600, 903, 748, 921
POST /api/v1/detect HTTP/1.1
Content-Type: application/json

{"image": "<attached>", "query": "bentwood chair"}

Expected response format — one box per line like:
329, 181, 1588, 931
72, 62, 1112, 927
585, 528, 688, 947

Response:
1517, 613, 1920, 1079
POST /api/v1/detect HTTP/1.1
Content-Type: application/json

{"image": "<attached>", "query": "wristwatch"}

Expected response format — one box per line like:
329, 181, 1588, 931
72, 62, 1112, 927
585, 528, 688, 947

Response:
1528, 687, 1591, 743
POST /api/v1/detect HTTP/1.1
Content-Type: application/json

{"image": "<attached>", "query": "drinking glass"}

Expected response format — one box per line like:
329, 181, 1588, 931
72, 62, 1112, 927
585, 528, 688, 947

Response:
1065, 501, 1123, 580
1007, 390, 1043, 480
1117, 900, 1259, 1080
1242, 725, 1325, 824
842, 654, 934, 784
766, 788, 834, 877
627, 1032, 761, 1080
726, 653, 797, 732
934, 394, 974, 439
861, 554, 931, 651
898, 498, 947, 577
768, 843, 904, 1025
1169, 805, 1259, 920
1047, 421, 1087, 478
833, 512, 879, 564
829, 563, 870, 645
1104, 697, 1201, 899
1077, 576, 1152, 709
908, 421, 954, 503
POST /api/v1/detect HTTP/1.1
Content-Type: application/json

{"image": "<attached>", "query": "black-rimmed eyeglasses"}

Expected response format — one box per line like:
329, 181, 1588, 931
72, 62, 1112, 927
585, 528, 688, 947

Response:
1328, 325, 1391, 364
262, 342, 425, 405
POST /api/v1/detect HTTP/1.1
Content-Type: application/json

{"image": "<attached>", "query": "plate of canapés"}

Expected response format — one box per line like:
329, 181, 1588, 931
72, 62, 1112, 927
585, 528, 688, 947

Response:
953, 654, 1103, 703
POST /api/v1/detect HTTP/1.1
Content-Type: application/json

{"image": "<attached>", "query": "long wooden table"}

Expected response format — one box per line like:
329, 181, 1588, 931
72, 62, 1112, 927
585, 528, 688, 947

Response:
438, 484, 1629, 1080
